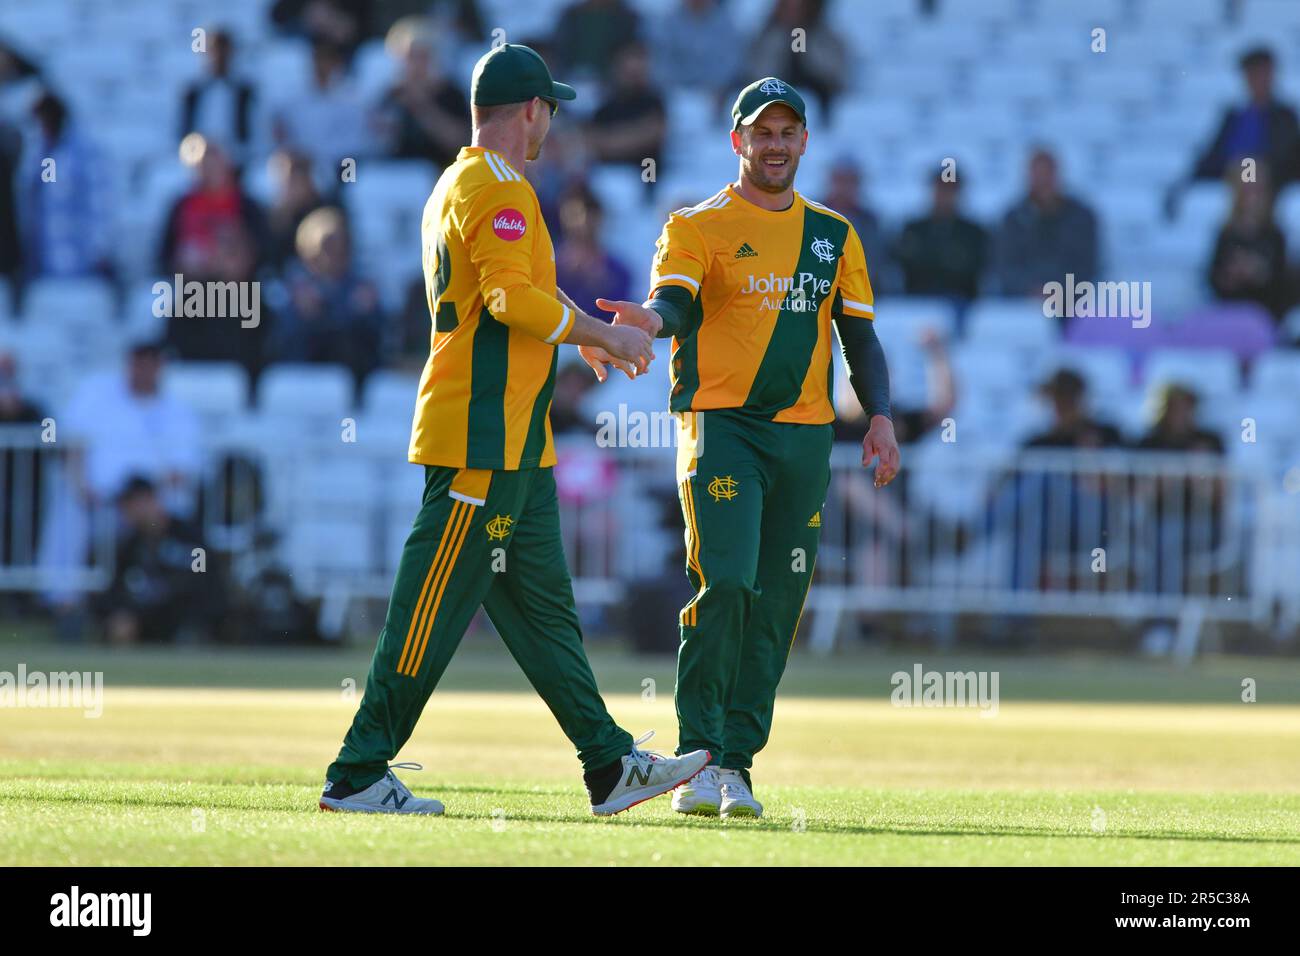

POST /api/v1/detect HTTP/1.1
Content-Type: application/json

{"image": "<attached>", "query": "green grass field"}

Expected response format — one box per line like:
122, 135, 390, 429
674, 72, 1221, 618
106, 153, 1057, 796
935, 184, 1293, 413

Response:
2, 638, 1299, 865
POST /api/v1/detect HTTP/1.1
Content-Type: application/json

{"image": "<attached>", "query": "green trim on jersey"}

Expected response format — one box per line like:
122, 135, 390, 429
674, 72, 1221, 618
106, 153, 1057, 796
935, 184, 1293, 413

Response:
466, 307, 509, 467
520, 349, 558, 466
742, 205, 849, 417
433, 235, 458, 332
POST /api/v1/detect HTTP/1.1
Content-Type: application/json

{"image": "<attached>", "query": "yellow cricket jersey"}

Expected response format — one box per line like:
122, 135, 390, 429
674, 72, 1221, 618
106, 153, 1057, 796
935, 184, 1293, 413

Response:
410, 146, 576, 470
650, 183, 874, 424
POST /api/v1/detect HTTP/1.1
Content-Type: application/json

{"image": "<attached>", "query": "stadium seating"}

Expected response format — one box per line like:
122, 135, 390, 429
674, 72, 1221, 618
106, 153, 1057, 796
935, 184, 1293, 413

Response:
257, 363, 355, 428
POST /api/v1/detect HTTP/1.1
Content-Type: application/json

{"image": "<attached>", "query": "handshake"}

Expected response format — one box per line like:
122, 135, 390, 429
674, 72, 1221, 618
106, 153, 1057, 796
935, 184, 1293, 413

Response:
575, 297, 664, 384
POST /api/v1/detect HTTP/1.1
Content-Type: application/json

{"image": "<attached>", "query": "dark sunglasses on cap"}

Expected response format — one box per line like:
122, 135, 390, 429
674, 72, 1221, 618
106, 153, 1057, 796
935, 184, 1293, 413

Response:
540, 96, 558, 117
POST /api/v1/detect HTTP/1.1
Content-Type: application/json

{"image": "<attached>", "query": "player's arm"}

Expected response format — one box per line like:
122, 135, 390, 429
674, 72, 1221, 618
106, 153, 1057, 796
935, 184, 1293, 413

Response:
591, 208, 706, 346
833, 226, 899, 487
464, 182, 652, 369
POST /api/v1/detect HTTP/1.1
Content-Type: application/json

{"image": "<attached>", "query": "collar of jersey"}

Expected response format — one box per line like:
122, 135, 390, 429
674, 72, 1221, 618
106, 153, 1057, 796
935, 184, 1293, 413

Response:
459, 146, 522, 180
726, 183, 802, 215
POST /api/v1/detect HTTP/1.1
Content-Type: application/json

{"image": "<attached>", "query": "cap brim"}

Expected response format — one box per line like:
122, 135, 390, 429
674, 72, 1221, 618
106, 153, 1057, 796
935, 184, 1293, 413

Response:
739, 99, 805, 127
551, 81, 577, 101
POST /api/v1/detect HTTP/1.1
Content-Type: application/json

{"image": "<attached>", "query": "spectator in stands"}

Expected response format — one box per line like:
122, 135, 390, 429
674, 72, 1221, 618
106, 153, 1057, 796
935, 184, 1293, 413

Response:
1137, 383, 1225, 455
17, 91, 113, 281
164, 221, 270, 382
375, 17, 470, 170
586, 41, 668, 174
38, 339, 203, 637
265, 148, 331, 269
0, 42, 36, 293
158, 134, 267, 279
180, 28, 256, 166
270, 39, 370, 176
1024, 368, 1122, 449
270, 0, 372, 57
0, 351, 46, 569
995, 148, 1098, 299
746, 0, 847, 120
1208, 170, 1290, 320
97, 476, 225, 645
555, 186, 631, 321
266, 206, 384, 388
823, 158, 896, 295
60, 340, 203, 511
893, 170, 989, 301
553, 0, 642, 81
649, 0, 741, 101
1193, 46, 1300, 186
0, 40, 40, 121
1132, 383, 1226, 655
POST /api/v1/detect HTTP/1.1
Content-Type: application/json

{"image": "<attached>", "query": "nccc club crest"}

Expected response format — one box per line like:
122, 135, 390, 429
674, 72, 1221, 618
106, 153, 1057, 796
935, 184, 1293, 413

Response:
708, 476, 739, 502
759, 79, 788, 95
810, 237, 836, 264
492, 209, 526, 241
486, 514, 515, 540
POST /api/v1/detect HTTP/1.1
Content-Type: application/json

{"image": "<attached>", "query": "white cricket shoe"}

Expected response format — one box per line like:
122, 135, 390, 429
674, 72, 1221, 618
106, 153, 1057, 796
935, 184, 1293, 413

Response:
588, 732, 710, 816
719, 768, 763, 819
672, 765, 722, 816
319, 762, 445, 815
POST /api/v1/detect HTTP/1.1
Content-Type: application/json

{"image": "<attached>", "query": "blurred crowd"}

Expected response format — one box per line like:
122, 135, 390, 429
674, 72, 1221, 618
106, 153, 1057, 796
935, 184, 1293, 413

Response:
0, 0, 1296, 645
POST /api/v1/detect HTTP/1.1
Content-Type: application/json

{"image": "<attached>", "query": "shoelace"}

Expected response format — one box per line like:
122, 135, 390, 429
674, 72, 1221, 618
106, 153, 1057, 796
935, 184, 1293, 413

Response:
627, 731, 664, 774
695, 766, 721, 788
719, 771, 750, 794
386, 761, 423, 796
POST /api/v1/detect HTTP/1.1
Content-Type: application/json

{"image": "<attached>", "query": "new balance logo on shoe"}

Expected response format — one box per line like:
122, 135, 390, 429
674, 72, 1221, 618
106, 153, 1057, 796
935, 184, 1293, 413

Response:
381, 788, 409, 809
734, 242, 758, 258
625, 764, 653, 787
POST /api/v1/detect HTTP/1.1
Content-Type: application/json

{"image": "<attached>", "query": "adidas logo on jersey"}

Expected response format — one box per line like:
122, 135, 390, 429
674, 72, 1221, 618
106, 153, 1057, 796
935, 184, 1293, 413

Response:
734, 242, 758, 259
807, 512, 821, 528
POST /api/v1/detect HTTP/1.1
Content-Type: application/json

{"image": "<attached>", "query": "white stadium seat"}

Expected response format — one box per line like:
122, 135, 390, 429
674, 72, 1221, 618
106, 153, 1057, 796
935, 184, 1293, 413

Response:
258, 363, 355, 421
163, 362, 250, 418
21, 277, 115, 324
363, 369, 420, 417
1250, 351, 1300, 395
966, 299, 1059, 349
1142, 348, 1241, 400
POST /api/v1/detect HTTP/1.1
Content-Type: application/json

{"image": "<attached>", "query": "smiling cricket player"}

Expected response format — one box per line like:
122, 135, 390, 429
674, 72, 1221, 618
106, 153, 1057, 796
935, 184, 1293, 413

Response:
320, 44, 708, 818
585, 77, 901, 818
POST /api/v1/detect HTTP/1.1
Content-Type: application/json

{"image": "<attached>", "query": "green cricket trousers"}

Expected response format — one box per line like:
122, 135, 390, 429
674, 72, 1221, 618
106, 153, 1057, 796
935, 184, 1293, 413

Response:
327, 464, 633, 790
674, 409, 833, 771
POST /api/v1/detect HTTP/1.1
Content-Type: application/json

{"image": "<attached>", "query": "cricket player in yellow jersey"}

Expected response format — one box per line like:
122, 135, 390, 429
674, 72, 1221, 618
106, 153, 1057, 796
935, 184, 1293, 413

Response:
588, 77, 901, 818
321, 44, 709, 817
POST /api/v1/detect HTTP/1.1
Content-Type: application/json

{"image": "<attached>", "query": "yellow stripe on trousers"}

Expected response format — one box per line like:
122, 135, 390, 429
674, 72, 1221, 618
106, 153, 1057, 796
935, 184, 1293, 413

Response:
405, 499, 476, 677
397, 500, 466, 676
682, 479, 705, 627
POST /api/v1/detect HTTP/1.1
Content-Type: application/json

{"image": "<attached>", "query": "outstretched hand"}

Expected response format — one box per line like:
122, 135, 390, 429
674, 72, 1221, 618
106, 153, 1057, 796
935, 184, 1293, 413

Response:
579, 345, 636, 383
596, 298, 663, 337
864, 415, 900, 488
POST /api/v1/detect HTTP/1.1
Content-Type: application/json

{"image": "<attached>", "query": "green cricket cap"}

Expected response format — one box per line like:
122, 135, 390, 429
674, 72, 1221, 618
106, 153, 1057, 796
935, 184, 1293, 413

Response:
471, 43, 576, 108
731, 76, 807, 129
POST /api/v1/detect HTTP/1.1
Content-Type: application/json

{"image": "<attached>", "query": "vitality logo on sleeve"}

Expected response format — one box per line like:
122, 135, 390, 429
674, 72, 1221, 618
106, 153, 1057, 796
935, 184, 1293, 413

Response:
491, 208, 527, 241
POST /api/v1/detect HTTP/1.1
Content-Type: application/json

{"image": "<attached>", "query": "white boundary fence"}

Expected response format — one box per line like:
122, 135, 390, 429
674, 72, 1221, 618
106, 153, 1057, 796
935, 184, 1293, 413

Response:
5, 431, 1297, 655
